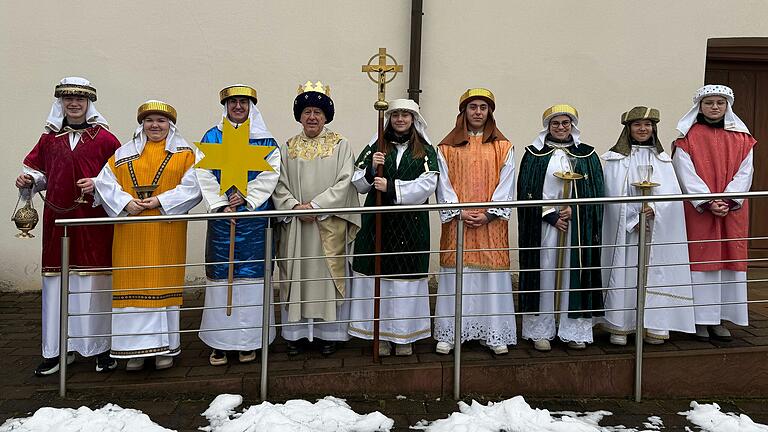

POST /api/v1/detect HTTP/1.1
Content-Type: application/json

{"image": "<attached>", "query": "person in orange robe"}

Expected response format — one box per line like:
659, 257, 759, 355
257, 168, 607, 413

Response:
433, 88, 516, 355
92, 100, 202, 371
672, 85, 756, 342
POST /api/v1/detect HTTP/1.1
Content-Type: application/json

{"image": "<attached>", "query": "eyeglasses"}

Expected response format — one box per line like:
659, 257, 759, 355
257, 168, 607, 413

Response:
227, 98, 250, 107
550, 120, 572, 129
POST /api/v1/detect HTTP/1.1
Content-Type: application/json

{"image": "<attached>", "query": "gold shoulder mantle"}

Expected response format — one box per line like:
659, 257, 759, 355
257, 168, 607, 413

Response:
287, 130, 344, 160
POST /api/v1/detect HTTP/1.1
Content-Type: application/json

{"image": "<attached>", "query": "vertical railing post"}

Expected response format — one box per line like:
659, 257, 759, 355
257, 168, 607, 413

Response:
453, 218, 465, 400
59, 228, 70, 398
260, 220, 273, 401
634, 208, 648, 402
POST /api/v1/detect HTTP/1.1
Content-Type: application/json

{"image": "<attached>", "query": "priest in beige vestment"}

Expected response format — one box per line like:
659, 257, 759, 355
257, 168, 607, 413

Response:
273, 81, 360, 356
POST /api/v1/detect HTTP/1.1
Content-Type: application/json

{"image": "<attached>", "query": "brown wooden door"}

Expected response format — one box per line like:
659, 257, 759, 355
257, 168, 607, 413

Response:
705, 39, 768, 263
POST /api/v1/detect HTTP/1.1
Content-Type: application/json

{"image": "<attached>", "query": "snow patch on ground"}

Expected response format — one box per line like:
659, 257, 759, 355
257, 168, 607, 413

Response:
679, 401, 768, 432
412, 397, 670, 432
413, 397, 768, 432
199, 394, 393, 432
411, 396, 611, 432
0, 404, 173, 432
3, 395, 767, 432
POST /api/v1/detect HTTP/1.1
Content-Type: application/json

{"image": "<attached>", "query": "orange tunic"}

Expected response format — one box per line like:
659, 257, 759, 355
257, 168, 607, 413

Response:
439, 135, 512, 269
110, 140, 196, 308
674, 123, 756, 272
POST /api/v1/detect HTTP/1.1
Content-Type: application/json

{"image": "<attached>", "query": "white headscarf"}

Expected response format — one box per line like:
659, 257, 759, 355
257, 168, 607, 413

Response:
114, 100, 204, 164
218, 99, 274, 140
45, 77, 109, 132
366, 98, 432, 146
675, 84, 751, 137
529, 109, 582, 150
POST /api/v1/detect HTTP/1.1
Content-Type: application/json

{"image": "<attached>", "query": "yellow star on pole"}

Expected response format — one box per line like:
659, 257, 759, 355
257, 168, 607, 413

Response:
195, 119, 276, 195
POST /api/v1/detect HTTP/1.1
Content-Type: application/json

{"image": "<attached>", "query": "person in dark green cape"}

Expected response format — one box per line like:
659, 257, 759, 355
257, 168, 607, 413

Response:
348, 98, 438, 357
517, 104, 604, 352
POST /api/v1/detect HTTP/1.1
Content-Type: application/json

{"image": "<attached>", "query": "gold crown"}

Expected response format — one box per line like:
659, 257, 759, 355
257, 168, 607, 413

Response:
219, 85, 258, 104
137, 100, 177, 124
542, 104, 579, 123
459, 88, 495, 110
54, 83, 97, 102
297, 81, 331, 96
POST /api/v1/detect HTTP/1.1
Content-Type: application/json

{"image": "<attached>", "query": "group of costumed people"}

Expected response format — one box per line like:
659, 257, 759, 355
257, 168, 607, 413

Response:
17, 76, 755, 376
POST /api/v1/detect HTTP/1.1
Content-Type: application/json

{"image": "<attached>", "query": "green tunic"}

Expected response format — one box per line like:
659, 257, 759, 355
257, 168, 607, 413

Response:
352, 142, 439, 278
517, 142, 605, 319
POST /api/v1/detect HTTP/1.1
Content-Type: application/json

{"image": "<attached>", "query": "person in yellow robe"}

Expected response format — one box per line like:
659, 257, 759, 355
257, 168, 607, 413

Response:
93, 100, 203, 371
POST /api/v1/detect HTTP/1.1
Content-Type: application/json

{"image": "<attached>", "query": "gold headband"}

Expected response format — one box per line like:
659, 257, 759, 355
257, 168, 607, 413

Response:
219, 85, 258, 105
459, 88, 495, 110
542, 104, 579, 123
137, 100, 177, 124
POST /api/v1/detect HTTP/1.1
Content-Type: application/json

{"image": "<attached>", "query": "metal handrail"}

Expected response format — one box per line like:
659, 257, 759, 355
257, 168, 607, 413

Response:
54, 189, 768, 400
55, 190, 768, 227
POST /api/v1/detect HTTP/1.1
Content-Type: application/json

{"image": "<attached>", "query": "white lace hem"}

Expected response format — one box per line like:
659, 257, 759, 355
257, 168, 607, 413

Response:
433, 319, 517, 346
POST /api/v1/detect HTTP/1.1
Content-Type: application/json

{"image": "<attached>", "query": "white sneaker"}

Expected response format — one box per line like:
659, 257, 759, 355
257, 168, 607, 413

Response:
533, 339, 551, 352
490, 344, 508, 355
395, 343, 413, 356
568, 341, 587, 350
643, 336, 664, 345
238, 350, 256, 363
155, 355, 174, 370
378, 341, 392, 357
126, 357, 145, 371
435, 342, 453, 354
710, 325, 732, 340
609, 334, 627, 346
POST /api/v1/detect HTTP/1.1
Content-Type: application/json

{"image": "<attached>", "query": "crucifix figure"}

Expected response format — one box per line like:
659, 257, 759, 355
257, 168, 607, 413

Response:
361, 47, 403, 362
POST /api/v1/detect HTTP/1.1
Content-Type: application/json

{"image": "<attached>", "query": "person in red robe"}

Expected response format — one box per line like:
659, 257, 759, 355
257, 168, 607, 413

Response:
672, 84, 756, 342
15, 77, 121, 376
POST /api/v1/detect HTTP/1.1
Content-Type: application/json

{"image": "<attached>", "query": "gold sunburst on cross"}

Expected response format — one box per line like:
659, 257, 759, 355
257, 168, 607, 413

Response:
195, 119, 276, 195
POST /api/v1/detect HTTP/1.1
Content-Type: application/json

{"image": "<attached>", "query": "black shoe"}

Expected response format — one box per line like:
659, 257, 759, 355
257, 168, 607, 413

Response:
321, 341, 337, 356
95, 352, 117, 373
287, 341, 302, 356
34, 353, 75, 377
34, 357, 60, 376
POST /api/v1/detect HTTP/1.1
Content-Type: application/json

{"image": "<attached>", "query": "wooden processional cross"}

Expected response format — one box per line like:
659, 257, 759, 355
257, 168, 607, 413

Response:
195, 120, 276, 316
362, 48, 403, 362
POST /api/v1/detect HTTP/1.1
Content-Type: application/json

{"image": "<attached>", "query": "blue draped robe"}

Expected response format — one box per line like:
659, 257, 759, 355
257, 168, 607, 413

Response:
200, 126, 277, 280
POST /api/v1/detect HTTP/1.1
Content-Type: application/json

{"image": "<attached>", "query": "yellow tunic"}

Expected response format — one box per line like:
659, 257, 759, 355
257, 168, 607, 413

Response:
110, 140, 196, 308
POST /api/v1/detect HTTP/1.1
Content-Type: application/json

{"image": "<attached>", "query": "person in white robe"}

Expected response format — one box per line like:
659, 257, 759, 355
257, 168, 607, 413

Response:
433, 88, 517, 356
347, 99, 438, 356
195, 85, 280, 365
671, 85, 755, 341
272, 81, 361, 356
600, 106, 696, 345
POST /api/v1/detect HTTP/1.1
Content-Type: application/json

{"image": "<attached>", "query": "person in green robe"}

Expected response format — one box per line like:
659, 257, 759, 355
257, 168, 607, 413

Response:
517, 104, 604, 352
348, 99, 438, 356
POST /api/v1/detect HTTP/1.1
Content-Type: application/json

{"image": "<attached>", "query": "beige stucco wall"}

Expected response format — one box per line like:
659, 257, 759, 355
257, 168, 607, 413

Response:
1, 0, 767, 291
